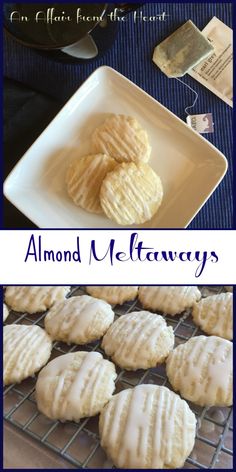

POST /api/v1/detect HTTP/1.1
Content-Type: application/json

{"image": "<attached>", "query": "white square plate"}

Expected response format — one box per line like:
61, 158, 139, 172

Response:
4, 66, 227, 228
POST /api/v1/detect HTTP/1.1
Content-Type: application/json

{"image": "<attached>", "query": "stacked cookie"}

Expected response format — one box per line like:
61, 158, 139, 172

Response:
66, 114, 163, 225
3, 285, 233, 469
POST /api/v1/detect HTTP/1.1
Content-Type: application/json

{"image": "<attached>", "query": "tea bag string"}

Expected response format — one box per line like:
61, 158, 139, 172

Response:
175, 77, 199, 115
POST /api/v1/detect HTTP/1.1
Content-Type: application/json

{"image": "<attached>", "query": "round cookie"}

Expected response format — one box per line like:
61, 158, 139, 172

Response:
3, 303, 9, 322
36, 351, 117, 421
99, 384, 196, 469
86, 286, 138, 305
5, 286, 70, 314
139, 286, 201, 316
101, 311, 174, 370
92, 114, 151, 164
66, 154, 117, 214
4, 324, 52, 385
44, 295, 114, 344
166, 335, 232, 407
100, 162, 163, 225
192, 293, 232, 340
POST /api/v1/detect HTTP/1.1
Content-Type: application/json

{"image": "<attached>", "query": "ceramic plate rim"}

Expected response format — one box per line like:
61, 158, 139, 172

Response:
3, 65, 228, 228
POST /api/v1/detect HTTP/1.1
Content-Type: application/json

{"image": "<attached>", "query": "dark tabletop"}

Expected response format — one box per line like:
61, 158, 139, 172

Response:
3, 2, 233, 229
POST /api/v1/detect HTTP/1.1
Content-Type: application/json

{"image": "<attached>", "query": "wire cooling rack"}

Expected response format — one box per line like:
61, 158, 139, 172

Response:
3, 286, 233, 469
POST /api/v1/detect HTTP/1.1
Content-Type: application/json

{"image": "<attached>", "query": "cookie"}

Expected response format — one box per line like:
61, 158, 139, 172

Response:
99, 384, 196, 468
100, 162, 163, 225
5, 286, 70, 314
66, 154, 117, 214
3, 303, 9, 322
4, 324, 52, 385
36, 351, 117, 421
101, 311, 174, 370
139, 286, 201, 316
86, 286, 138, 305
192, 293, 232, 340
44, 295, 114, 344
166, 335, 232, 407
92, 114, 151, 164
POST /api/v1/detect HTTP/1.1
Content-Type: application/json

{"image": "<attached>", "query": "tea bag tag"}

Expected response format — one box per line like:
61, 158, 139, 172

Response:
175, 77, 214, 134
186, 113, 214, 134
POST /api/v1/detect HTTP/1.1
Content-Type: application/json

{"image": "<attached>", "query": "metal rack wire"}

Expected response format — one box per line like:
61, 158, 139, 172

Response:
3, 286, 233, 469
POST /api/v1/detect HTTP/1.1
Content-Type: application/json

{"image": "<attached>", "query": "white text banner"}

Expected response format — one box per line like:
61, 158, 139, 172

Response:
0, 230, 235, 285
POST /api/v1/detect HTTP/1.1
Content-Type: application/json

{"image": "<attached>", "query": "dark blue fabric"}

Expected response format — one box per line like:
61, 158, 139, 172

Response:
4, 2, 233, 228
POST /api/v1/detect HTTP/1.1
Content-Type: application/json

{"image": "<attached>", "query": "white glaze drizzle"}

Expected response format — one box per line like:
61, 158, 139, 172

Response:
93, 115, 151, 163
167, 335, 232, 406
101, 162, 163, 225
139, 286, 201, 315
102, 311, 174, 369
5, 286, 70, 313
45, 295, 114, 343
86, 286, 138, 304
192, 293, 232, 340
37, 351, 116, 419
4, 325, 52, 383
100, 385, 196, 468
67, 154, 115, 212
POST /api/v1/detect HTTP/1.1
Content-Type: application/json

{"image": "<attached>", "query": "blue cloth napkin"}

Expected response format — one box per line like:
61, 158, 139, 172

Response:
4, 2, 233, 229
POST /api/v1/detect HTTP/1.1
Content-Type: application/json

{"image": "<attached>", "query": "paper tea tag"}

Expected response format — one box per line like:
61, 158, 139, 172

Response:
186, 113, 214, 133
188, 17, 233, 107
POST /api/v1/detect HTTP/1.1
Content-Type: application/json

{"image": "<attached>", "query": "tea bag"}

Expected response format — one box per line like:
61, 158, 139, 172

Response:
153, 20, 214, 78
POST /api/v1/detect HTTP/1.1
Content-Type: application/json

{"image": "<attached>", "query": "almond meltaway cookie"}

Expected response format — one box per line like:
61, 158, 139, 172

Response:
4, 324, 52, 385
86, 286, 138, 305
100, 162, 163, 225
166, 335, 232, 407
36, 351, 117, 421
44, 295, 114, 344
3, 303, 9, 322
99, 384, 196, 469
192, 293, 232, 340
92, 114, 151, 164
101, 311, 174, 370
5, 286, 70, 314
138, 286, 201, 316
66, 154, 117, 214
